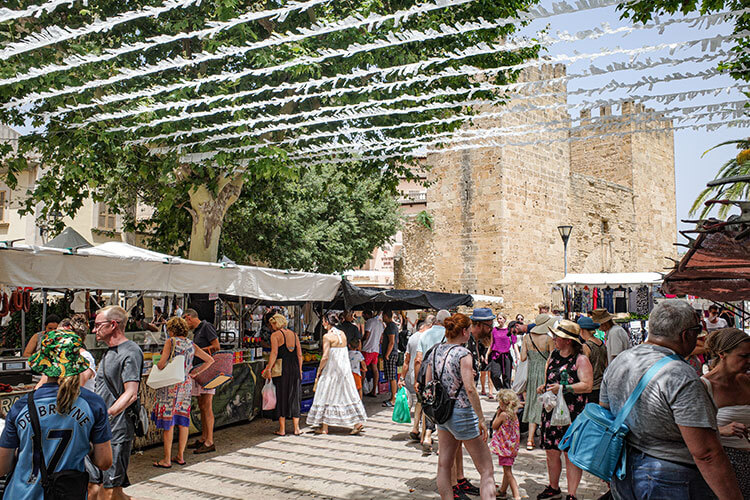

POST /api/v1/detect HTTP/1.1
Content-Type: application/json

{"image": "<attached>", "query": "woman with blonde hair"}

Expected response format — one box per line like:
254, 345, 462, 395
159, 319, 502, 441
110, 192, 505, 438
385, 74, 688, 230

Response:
263, 313, 303, 436
152, 316, 214, 468
0, 331, 113, 498
702, 328, 750, 499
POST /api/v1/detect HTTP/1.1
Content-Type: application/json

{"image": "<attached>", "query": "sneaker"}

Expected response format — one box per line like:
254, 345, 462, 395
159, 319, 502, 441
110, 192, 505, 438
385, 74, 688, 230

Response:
457, 478, 480, 496
187, 439, 204, 449
452, 485, 471, 500
382, 401, 394, 407
536, 486, 561, 499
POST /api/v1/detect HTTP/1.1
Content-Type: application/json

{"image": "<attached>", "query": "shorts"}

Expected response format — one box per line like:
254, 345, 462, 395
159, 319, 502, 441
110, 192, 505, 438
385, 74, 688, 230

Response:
352, 372, 362, 390
363, 352, 379, 366
86, 440, 132, 488
383, 353, 399, 381
191, 383, 216, 396
437, 406, 480, 441
498, 456, 515, 467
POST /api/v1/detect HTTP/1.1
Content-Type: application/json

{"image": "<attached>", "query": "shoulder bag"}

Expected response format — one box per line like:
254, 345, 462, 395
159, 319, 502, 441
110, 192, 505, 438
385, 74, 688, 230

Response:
558, 354, 681, 481
146, 339, 185, 389
101, 351, 149, 438
421, 345, 463, 425
27, 391, 89, 500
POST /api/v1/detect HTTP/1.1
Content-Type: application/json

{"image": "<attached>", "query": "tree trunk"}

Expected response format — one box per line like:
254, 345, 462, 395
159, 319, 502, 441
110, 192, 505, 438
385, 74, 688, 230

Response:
187, 173, 243, 262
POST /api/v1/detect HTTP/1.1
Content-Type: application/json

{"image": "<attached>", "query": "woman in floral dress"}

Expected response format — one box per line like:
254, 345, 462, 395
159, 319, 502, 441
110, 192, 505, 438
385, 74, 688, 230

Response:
152, 317, 214, 468
535, 320, 593, 500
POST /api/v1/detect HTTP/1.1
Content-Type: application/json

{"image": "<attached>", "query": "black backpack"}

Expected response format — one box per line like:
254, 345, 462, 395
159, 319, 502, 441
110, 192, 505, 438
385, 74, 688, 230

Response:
420, 344, 462, 425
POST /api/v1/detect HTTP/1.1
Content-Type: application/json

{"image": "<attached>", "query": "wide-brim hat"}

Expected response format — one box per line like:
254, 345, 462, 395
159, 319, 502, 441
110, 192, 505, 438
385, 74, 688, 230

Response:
591, 308, 614, 324
469, 307, 496, 322
577, 316, 600, 331
550, 320, 583, 345
530, 314, 555, 334
29, 330, 89, 378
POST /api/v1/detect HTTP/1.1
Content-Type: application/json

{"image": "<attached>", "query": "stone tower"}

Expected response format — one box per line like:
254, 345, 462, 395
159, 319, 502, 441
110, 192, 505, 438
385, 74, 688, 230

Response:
395, 65, 677, 316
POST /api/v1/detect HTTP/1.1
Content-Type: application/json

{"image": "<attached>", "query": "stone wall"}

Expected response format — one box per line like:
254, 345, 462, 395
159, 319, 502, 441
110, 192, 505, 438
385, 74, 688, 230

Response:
396, 69, 677, 317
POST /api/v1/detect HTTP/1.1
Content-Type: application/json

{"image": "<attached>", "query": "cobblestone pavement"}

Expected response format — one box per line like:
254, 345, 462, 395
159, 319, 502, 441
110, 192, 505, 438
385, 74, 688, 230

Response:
126, 395, 608, 500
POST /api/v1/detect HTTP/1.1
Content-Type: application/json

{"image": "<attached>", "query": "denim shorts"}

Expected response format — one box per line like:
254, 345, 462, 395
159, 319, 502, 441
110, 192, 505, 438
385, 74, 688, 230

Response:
612, 448, 715, 500
437, 405, 479, 440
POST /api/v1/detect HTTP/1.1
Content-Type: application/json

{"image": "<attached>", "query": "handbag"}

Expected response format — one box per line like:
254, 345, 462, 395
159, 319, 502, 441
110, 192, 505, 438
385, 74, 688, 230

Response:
147, 339, 185, 389
101, 351, 149, 438
559, 354, 681, 481
27, 391, 89, 500
192, 351, 234, 390
421, 345, 462, 425
511, 359, 528, 394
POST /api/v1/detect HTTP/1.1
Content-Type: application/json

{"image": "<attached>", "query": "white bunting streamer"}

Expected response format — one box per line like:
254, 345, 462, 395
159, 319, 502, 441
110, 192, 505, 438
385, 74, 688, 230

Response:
280, 102, 748, 160
0, 0, 332, 87
0, 0, 75, 23
0, 0, 201, 61
142, 77, 745, 155
165, 92, 748, 160
79, 48, 730, 131
114, 54, 731, 141
9, 0, 626, 111
291, 117, 750, 168
30, 0, 730, 119
59, 27, 742, 135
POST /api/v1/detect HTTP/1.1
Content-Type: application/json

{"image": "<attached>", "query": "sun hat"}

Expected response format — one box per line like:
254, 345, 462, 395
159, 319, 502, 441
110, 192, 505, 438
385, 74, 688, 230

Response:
591, 308, 614, 325
469, 307, 496, 322
28, 330, 89, 378
551, 320, 583, 345
530, 314, 554, 334
577, 316, 600, 331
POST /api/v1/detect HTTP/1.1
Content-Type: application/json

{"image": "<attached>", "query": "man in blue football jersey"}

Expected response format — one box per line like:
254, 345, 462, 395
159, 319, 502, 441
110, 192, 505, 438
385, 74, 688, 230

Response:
0, 330, 112, 500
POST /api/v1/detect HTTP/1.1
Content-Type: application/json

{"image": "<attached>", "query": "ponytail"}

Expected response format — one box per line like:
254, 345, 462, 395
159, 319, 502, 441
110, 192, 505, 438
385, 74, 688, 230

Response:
57, 375, 80, 415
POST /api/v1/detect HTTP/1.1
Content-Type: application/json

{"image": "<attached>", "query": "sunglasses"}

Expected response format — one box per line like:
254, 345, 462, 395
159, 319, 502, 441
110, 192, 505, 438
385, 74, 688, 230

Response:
683, 324, 703, 336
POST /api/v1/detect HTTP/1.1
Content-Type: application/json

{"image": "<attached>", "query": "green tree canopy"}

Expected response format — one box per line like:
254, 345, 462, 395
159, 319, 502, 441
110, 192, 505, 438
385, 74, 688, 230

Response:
0, 0, 541, 262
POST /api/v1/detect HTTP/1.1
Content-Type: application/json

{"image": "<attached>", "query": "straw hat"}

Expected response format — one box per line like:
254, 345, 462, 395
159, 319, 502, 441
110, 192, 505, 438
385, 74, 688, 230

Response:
550, 320, 583, 345
530, 314, 555, 334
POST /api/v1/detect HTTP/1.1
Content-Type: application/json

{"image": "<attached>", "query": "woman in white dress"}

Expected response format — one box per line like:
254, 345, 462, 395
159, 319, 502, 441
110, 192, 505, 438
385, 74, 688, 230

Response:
308, 312, 367, 435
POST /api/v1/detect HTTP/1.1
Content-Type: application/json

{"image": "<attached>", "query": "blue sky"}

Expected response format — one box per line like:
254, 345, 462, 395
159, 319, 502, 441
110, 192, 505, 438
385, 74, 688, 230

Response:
518, 1, 745, 240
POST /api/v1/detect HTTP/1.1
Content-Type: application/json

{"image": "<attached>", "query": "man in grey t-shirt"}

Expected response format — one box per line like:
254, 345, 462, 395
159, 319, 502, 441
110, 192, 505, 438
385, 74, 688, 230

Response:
601, 299, 740, 500
592, 308, 629, 363
86, 305, 144, 500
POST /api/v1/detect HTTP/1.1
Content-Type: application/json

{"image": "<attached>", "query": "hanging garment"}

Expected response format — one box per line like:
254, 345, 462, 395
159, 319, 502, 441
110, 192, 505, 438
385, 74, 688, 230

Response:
628, 288, 638, 314
636, 286, 650, 315
613, 286, 628, 314
582, 287, 592, 313
592, 288, 599, 310
551, 287, 564, 311
602, 287, 614, 313
572, 289, 583, 312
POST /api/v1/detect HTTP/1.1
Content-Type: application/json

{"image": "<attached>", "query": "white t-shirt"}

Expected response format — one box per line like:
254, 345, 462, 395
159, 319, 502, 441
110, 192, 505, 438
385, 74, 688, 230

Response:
705, 317, 728, 331
80, 349, 97, 392
363, 317, 384, 353
404, 331, 423, 392
606, 325, 630, 364
349, 350, 365, 375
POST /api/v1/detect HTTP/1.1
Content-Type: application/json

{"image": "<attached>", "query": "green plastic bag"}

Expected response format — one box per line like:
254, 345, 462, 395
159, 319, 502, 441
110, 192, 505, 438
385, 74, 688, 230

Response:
392, 387, 411, 423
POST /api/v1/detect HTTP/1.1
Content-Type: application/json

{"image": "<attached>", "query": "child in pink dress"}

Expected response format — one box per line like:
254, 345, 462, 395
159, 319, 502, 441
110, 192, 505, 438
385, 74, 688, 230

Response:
490, 389, 521, 500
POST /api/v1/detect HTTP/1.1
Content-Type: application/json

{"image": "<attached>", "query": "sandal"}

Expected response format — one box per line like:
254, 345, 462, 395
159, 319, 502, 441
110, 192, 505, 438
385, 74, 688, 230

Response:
409, 431, 421, 441
153, 462, 171, 469
273, 431, 286, 436
314, 428, 328, 435
173, 459, 186, 466
526, 441, 534, 450
350, 424, 364, 435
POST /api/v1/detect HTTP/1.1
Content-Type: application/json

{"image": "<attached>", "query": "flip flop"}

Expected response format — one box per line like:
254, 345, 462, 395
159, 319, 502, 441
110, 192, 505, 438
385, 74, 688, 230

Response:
526, 442, 534, 450
153, 462, 172, 469
350, 425, 364, 435
273, 431, 286, 436
174, 459, 186, 466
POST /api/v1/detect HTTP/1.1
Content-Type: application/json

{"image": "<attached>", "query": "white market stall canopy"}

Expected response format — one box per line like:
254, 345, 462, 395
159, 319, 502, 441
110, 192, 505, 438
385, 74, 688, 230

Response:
554, 272, 663, 286
0, 242, 341, 303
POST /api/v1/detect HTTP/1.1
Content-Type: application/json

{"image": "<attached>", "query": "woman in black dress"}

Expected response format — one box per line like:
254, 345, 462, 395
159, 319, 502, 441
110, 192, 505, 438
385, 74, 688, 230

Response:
536, 320, 593, 500
263, 313, 303, 436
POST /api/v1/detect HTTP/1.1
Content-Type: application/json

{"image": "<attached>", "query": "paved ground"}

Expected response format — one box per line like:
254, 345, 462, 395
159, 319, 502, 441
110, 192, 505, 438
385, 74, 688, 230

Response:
126, 395, 608, 499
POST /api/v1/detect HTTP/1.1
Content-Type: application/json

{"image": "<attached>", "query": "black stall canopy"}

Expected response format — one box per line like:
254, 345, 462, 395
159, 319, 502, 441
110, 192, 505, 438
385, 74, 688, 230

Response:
326, 280, 474, 311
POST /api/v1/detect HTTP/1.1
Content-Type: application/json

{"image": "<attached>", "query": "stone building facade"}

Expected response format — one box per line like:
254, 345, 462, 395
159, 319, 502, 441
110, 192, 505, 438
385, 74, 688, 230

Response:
394, 64, 677, 316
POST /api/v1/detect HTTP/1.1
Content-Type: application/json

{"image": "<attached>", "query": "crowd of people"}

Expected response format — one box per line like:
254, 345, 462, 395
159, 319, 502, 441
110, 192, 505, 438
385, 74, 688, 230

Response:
0, 299, 748, 500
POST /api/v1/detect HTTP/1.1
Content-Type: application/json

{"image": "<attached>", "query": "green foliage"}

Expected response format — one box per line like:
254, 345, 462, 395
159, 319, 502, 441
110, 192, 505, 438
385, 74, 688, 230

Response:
140, 163, 403, 273
690, 138, 750, 218
416, 209, 433, 230
617, 0, 749, 83
0, 0, 542, 257
2, 299, 70, 349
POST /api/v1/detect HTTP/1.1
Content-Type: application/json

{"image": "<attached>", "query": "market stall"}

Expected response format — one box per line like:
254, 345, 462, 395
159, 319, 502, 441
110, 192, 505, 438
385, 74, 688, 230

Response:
0, 240, 341, 447
552, 272, 663, 316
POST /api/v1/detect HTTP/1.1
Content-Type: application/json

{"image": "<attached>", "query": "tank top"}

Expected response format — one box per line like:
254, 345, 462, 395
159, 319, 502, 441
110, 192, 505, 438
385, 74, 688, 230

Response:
701, 377, 750, 450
